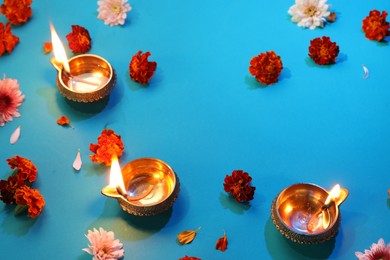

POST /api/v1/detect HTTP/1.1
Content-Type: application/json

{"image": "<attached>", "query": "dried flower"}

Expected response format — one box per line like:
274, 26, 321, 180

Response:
249, 51, 283, 85
97, 0, 132, 26
0, 75, 24, 126
129, 51, 157, 85
288, 0, 331, 29
0, 0, 32, 25
0, 176, 24, 204
362, 10, 390, 42
66, 25, 92, 54
215, 231, 228, 252
0, 22, 20, 57
83, 227, 124, 260
43, 42, 52, 53
224, 170, 256, 202
7, 155, 37, 183
326, 12, 337, 23
355, 238, 390, 260
177, 227, 201, 245
57, 115, 73, 128
14, 186, 45, 218
308, 36, 339, 65
90, 129, 124, 166
179, 256, 201, 260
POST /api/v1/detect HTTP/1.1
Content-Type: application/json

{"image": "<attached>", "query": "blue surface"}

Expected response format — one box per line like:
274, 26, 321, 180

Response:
1, 0, 390, 259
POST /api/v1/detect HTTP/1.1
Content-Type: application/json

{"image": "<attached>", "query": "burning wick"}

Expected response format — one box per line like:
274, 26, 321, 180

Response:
102, 155, 154, 202
307, 184, 341, 233
50, 58, 102, 88
49, 23, 101, 89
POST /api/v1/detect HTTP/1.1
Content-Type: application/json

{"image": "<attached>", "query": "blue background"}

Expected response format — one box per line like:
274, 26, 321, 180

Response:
1, 0, 390, 259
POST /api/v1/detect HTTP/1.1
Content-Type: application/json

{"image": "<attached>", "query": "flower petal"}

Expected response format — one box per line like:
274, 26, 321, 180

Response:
362, 64, 369, 79
73, 149, 82, 171
10, 125, 21, 144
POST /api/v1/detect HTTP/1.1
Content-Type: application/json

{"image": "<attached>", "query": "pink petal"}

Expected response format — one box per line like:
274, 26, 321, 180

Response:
73, 149, 82, 171
10, 126, 21, 144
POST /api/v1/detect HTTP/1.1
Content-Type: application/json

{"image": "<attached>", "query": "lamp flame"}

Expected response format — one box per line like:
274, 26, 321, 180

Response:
109, 155, 126, 195
50, 22, 70, 73
322, 184, 341, 228
324, 184, 340, 206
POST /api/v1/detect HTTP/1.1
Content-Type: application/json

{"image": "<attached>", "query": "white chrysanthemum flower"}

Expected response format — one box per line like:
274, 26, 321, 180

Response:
83, 227, 124, 260
288, 0, 331, 29
97, 0, 132, 26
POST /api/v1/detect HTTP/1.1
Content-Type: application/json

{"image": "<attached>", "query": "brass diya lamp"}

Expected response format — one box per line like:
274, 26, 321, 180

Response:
50, 23, 116, 102
271, 183, 348, 244
102, 156, 180, 216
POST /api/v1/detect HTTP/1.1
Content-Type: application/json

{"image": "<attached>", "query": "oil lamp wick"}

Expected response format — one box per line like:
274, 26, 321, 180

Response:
115, 184, 154, 202
115, 186, 131, 201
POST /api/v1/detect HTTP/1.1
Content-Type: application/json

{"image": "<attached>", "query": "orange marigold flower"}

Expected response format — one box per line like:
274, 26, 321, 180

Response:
249, 51, 283, 85
308, 36, 339, 65
0, 0, 32, 25
90, 129, 124, 166
66, 25, 92, 54
223, 170, 256, 203
6, 155, 37, 183
362, 10, 390, 41
129, 50, 157, 85
43, 42, 52, 53
0, 176, 24, 204
14, 186, 45, 218
0, 22, 19, 56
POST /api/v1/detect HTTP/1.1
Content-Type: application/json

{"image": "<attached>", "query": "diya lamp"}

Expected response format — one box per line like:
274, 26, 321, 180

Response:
271, 183, 348, 244
101, 156, 180, 216
50, 23, 116, 102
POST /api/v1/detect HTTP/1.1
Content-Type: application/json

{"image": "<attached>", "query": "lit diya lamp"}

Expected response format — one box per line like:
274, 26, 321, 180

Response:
101, 156, 180, 216
271, 183, 348, 244
50, 23, 116, 102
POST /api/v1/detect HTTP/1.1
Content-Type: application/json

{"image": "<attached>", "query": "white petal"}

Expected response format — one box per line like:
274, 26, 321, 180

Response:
73, 149, 82, 171
362, 64, 369, 79
10, 126, 21, 144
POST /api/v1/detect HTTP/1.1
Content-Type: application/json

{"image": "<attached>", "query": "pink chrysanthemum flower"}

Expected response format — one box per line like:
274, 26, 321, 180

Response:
83, 227, 124, 260
355, 238, 390, 260
97, 0, 132, 26
0, 75, 24, 127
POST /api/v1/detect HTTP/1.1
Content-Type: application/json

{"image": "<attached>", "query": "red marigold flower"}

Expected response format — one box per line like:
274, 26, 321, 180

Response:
308, 36, 339, 65
0, 22, 20, 56
0, 0, 32, 25
14, 186, 45, 218
0, 176, 24, 204
89, 129, 124, 166
223, 170, 256, 203
362, 10, 390, 41
129, 50, 157, 84
66, 25, 92, 54
179, 256, 201, 260
249, 51, 283, 85
6, 155, 37, 183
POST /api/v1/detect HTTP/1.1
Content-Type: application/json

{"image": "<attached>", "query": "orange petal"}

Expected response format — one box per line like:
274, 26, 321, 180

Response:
215, 232, 228, 252
43, 42, 53, 53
